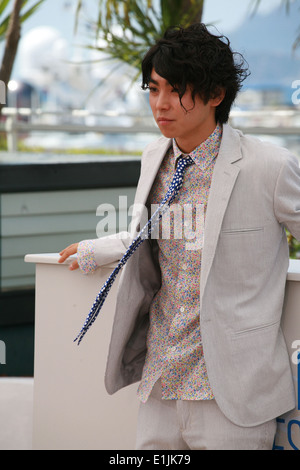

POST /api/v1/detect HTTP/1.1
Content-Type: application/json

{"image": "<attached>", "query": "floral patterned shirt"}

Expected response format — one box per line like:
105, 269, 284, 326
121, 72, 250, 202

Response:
137, 124, 222, 402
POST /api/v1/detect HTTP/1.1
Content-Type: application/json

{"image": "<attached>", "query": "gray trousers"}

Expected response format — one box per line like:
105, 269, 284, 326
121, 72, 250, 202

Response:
136, 380, 277, 450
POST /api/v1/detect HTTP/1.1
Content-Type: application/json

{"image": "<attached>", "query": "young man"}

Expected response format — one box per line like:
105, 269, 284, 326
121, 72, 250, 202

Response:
59, 24, 300, 450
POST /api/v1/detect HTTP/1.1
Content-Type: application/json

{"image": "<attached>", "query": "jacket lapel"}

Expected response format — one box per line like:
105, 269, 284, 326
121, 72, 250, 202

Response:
200, 125, 242, 303
129, 137, 171, 235
134, 137, 171, 207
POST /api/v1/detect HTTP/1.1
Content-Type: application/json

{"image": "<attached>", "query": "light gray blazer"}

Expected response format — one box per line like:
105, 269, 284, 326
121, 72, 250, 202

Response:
93, 124, 300, 427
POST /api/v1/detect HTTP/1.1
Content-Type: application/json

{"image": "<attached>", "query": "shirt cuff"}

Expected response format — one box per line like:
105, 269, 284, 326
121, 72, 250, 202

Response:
77, 240, 97, 274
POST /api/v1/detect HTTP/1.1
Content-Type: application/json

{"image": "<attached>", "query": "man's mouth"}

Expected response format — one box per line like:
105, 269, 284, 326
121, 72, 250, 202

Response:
157, 117, 174, 125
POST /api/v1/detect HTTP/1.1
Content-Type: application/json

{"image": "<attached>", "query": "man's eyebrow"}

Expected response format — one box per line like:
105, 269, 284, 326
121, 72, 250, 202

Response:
149, 77, 159, 85
149, 77, 173, 87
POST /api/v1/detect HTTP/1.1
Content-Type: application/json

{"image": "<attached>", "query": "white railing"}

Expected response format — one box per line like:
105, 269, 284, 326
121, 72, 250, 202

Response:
1, 107, 300, 153
1, 107, 160, 153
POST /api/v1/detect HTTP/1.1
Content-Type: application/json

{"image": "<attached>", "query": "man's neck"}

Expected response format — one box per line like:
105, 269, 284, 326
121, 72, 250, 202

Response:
175, 121, 219, 154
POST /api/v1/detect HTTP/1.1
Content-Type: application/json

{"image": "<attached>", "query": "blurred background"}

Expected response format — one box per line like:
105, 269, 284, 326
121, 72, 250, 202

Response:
0, 0, 299, 377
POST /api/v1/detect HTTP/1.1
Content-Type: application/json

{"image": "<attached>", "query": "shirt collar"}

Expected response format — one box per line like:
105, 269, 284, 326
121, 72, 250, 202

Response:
172, 123, 223, 170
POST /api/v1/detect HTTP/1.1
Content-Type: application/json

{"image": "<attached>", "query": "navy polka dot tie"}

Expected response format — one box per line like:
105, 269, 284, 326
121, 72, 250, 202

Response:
74, 156, 194, 345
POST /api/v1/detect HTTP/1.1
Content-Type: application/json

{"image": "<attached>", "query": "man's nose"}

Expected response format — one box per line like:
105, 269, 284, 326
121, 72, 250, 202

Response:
156, 92, 171, 110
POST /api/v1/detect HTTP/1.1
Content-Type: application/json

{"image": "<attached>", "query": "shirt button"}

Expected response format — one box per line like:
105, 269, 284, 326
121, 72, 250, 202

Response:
180, 307, 185, 313
182, 264, 188, 271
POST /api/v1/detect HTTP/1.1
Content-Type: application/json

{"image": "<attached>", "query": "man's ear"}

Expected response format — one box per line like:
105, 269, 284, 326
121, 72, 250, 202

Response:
211, 87, 226, 107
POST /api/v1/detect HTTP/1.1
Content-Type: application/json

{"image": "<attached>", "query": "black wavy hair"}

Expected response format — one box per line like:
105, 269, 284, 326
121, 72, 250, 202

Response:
141, 23, 250, 124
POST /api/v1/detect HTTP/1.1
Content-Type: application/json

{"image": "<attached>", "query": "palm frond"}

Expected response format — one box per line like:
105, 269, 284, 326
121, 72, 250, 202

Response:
0, 0, 11, 17
19, 0, 46, 23
76, 0, 204, 67
250, 0, 294, 15
74, 0, 204, 93
0, 0, 46, 41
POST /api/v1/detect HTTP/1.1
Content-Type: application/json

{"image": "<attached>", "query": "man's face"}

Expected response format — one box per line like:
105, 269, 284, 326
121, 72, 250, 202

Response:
148, 69, 223, 153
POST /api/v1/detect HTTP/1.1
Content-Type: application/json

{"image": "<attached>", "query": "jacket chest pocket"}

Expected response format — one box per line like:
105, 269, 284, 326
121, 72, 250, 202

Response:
217, 227, 265, 282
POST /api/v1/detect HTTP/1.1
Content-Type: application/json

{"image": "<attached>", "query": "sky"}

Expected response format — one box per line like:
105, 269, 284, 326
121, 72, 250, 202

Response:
203, 0, 283, 32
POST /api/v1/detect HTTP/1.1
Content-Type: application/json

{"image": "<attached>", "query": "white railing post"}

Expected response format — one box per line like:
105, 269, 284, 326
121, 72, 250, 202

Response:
5, 114, 18, 153
0, 340, 6, 365
25, 253, 139, 450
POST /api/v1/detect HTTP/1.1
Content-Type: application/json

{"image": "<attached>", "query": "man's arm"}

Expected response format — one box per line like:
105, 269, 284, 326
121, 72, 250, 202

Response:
58, 231, 132, 273
274, 153, 300, 240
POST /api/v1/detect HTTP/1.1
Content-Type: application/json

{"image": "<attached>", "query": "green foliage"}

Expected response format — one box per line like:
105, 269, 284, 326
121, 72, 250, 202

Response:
0, 0, 46, 42
0, 134, 142, 155
75, 0, 204, 78
287, 230, 300, 259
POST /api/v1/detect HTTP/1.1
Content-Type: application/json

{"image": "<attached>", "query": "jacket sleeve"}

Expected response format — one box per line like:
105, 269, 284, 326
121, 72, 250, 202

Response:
274, 152, 300, 241
77, 231, 132, 275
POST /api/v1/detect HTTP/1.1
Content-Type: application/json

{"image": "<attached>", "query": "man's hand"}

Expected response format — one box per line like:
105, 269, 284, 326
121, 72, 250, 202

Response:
58, 243, 79, 271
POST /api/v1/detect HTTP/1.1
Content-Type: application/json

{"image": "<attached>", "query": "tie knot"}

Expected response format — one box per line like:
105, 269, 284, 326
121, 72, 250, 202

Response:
176, 155, 194, 173
178, 154, 194, 164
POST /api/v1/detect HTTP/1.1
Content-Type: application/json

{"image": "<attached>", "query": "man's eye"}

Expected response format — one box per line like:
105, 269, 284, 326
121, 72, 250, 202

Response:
149, 87, 158, 93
